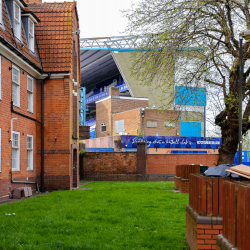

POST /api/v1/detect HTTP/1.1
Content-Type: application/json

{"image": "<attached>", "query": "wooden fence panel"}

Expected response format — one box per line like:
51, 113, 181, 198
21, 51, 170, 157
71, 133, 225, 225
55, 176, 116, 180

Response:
201, 176, 207, 215
189, 174, 234, 217
246, 187, 250, 249
237, 185, 245, 250
218, 178, 224, 216
178, 165, 200, 179
222, 181, 250, 250
212, 177, 219, 216
223, 181, 229, 242
206, 177, 213, 216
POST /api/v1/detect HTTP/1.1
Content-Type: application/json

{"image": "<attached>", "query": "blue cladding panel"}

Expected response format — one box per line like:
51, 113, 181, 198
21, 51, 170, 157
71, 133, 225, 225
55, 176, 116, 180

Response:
89, 129, 96, 139
234, 151, 250, 165
175, 86, 206, 106
181, 122, 201, 137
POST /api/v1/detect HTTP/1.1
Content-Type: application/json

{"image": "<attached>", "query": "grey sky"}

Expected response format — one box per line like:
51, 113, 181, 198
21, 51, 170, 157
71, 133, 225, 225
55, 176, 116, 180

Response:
44, 0, 140, 38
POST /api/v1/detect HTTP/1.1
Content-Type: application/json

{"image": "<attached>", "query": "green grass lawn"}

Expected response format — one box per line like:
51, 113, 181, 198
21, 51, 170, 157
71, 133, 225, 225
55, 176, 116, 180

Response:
0, 181, 189, 250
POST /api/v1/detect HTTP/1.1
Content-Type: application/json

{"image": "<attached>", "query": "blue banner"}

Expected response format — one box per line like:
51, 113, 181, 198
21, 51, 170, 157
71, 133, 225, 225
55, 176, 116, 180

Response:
121, 135, 222, 149
86, 84, 128, 104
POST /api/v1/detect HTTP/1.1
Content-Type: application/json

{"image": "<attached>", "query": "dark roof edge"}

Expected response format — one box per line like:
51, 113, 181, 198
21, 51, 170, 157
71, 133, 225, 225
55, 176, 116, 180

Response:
0, 35, 43, 73
20, 0, 28, 7
22, 10, 41, 23
0, 35, 70, 75
43, 71, 70, 74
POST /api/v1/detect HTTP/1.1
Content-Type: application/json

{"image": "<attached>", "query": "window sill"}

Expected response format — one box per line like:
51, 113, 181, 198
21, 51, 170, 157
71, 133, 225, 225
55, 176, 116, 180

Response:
12, 170, 20, 172
27, 169, 34, 171
27, 110, 34, 115
13, 104, 20, 109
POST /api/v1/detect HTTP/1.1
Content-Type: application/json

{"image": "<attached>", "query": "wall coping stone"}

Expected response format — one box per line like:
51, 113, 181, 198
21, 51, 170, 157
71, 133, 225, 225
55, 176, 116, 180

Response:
186, 204, 223, 225
181, 178, 189, 182
216, 234, 238, 250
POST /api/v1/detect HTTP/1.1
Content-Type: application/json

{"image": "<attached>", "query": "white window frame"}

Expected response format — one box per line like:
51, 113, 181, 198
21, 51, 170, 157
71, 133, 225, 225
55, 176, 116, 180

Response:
0, 128, 1, 172
101, 123, 106, 133
28, 19, 34, 52
147, 120, 157, 128
115, 120, 124, 134
12, 131, 20, 171
27, 76, 33, 112
0, 56, 1, 100
13, 2, 21, 40
27, 135, 33, 170
164, 121, 176, 127
12, 65, 20, 107
0, 0, 2, 25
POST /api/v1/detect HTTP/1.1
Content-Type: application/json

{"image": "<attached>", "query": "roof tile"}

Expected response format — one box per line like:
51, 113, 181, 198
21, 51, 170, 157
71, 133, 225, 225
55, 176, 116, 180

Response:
27, 2, 76, 72
0, 0, 42, 70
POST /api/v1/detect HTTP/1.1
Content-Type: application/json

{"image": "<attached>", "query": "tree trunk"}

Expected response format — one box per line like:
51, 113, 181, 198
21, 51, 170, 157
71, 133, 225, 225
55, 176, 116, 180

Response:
216, 70, 240, 165
216, 125, 238, 165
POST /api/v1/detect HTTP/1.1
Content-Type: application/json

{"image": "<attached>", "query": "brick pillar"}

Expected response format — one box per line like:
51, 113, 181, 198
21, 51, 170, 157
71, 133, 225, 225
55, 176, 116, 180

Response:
79, 126, 90, 140
136, 142, 147, 181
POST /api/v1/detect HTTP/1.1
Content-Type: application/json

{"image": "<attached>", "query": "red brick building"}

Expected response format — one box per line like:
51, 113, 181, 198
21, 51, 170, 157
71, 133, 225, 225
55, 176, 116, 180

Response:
96, 87, 180, 138
0, 0, 80, 200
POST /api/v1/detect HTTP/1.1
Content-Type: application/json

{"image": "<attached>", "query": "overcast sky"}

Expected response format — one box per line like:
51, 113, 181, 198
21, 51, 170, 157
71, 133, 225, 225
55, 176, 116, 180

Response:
44, 0, 140, 38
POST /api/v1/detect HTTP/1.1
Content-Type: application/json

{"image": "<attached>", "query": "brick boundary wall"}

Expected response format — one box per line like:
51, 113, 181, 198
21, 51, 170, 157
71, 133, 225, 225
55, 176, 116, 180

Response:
147, 154, 219, 181
81, 152, 218, 182
186, 205, 223, 250
81, 142, 147, 181
179, 179, 189, 193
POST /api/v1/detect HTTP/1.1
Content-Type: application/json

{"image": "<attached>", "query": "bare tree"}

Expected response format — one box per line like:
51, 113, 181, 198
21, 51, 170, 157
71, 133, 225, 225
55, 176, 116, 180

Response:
123, 0, 250, 164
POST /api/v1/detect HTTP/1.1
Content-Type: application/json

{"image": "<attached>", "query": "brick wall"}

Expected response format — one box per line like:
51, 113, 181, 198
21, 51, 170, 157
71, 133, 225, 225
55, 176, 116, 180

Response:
143, 109, 180, 136
79, 126, 90, 140
186, 205, 223, 250
0, 55, 39, 200
96, 97, 112, 137
179, 179, 189, 193
147, 154, 219, 177
174, 177, 180, 189
0, 177, 39, 201
96, 87, 148, 138
111, 98, 148, 115
112, 108, 141, 136
81, 142, 147, 181
36, 77, 73, 190
0, 5, 81, 199
82, 152, 138, 181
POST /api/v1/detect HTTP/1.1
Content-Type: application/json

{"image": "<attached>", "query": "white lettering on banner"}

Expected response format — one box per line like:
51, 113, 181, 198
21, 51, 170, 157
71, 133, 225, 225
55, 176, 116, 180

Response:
131, 137, 193, 145
197, 141, 220, 145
